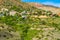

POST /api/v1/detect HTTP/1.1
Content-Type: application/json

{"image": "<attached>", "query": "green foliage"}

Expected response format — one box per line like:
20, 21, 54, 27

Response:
0, 0, 60, 40
0, 6, 60, 40
10, 6, 24, 12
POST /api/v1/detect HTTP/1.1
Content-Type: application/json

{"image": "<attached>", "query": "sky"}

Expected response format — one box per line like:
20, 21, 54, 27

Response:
21, 0, 60, 7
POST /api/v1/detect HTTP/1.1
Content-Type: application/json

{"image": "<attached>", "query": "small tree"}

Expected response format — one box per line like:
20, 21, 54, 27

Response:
46, 11, 52, 16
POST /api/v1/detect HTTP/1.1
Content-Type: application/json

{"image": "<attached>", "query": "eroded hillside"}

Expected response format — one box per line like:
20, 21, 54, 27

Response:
29, 3, 60, 15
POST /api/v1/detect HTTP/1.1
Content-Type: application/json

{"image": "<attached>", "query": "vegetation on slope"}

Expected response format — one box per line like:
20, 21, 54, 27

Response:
0, 0, 60, 40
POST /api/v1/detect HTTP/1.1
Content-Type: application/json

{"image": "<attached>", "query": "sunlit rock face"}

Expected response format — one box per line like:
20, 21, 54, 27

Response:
9, 10, 17, 16
1, 8, 8, 12
29, 3, 43, 8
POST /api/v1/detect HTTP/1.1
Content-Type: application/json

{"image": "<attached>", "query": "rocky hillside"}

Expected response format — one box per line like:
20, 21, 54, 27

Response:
0, 0, 35, 11
0, 0, 60, 40
29, 3, 60, 15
